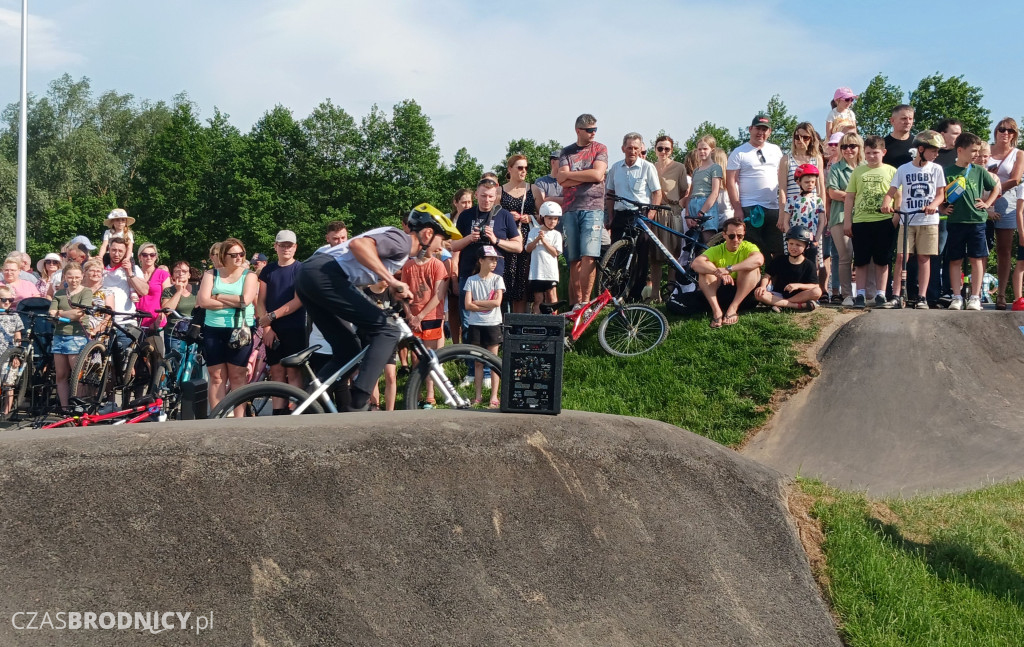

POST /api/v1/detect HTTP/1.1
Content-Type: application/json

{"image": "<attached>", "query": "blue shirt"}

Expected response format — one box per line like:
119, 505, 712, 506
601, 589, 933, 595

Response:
259, 260, 305, 332
456, 206, 519, 277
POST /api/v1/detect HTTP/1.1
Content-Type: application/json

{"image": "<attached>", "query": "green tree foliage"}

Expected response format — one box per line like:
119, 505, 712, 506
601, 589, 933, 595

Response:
684, 122, 740, 156
855, 74, 906, 137
910, 73, 992, 138
764, 94, 799, 152
436, 147, 483, 207
0, 157, 15, 253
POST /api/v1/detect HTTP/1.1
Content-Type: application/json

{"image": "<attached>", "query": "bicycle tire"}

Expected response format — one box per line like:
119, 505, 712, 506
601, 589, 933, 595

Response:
208, 382, 325, 419
403, 344, 503, 410
70, 340, 111, 402
599, 239, 637, 300
0, 347, 29, 421
598, 304, 669, 357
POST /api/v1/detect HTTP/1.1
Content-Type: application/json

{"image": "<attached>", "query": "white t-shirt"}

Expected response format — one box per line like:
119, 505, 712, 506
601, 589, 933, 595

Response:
102, 264, 143, 326
103, 229, 135, 248
527, 227, 563, 281
464, 273, 505, 326
726, 142, 783, 209
826, 108, 857, 131
890, 161, 946, 226
605, 158, 662, 210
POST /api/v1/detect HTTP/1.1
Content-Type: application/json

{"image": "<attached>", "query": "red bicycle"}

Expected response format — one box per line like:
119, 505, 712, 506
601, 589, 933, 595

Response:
542, 288, 668, 357
37, 395, 166, 428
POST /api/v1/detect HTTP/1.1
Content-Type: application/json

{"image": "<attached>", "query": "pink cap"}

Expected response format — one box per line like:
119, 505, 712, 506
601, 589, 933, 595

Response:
828, 132, 844, 145
833, 87, 857, 101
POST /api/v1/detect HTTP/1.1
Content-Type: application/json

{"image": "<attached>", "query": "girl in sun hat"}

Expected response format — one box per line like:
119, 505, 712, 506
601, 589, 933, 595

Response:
826, 87, 858, 139
98, 208, 136, 261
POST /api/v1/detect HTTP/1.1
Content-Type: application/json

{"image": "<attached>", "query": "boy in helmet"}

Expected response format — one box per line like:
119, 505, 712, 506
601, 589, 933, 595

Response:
754, 225, 822, 311
782, 163, 826, 270
880, 130, 947, 308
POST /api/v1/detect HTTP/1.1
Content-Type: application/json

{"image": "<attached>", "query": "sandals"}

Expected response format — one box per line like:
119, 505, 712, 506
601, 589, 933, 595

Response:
709, 317, 723, 329
996, 295, 1007, 310
488, 399, 501, 409
722, 313, 739, 326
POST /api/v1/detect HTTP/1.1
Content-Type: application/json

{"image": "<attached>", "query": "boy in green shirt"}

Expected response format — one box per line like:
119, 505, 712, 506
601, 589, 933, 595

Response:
941, 132, 1000, 310
843, 135, 898, 308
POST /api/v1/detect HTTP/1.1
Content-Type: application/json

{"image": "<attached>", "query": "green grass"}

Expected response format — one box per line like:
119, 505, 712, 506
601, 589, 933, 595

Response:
802, 478, 1024, 647
561, 308, 818, 446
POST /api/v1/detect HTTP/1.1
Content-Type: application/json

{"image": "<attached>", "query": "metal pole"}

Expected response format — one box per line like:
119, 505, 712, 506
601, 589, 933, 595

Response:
16, 0, 28, 252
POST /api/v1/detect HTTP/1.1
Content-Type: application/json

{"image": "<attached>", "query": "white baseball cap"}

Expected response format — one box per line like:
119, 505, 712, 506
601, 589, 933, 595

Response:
275, 230, 297, 244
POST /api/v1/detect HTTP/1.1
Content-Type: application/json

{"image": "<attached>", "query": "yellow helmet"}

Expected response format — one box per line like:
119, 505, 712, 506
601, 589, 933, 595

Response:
408, 203, 462, 240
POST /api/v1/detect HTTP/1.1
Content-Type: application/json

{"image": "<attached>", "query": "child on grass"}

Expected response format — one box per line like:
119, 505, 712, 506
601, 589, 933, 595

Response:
843, 135, 898, 308
526, 202, 563, 313
754, 226, 821, 311
400, 249, 448, 407
463, 246, 504, 408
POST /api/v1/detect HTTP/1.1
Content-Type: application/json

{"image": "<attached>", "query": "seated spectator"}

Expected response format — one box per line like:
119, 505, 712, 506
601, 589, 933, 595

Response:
754, 226, 822, 311
689, 218, 764, 327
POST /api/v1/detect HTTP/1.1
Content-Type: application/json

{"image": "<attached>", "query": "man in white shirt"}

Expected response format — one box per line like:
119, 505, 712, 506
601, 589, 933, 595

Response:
102, 237, 150, 354
604, 132, 663, 301
726, 114, 785, 262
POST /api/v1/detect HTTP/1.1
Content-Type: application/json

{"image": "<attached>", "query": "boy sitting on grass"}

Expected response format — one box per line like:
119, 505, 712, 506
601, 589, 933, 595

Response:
754, 225, 821, 311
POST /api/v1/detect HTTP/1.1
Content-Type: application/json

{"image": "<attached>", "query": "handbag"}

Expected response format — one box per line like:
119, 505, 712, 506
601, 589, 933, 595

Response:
227, 306, 251, 350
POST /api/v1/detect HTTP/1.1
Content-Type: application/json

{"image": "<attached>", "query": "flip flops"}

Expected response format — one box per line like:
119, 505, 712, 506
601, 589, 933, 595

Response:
722, 313, 739, 326
710, 317, 723, 329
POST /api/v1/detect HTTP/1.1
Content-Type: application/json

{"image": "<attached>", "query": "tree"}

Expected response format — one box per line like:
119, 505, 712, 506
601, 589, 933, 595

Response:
764, 95, 800, 152
436, 147, 483, 207
683, 122, 740, 156
909, 73, 991, 138
855, 74, 906, 137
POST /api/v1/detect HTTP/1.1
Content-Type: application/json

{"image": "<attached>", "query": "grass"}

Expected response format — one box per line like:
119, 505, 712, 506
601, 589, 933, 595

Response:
801, 478, 1024, 647
560, 307, 819, 446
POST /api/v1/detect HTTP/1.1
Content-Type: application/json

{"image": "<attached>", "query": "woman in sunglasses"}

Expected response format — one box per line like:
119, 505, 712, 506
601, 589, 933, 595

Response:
198, 237, 259, 414
826, 133, 865, 306
987, 118, 1023, 309
778, 122, 825, 233
654, 135, 688, 289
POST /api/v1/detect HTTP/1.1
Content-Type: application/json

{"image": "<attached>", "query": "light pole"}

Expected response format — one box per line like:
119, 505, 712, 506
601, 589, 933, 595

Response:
16, 0, 28, 252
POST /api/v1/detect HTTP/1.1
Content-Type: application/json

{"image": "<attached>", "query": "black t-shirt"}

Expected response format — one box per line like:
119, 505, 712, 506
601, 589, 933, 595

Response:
883, 134, 915, 168
455, 206, 519, 278
259, 260, 305, 332
766, 255, 817, 298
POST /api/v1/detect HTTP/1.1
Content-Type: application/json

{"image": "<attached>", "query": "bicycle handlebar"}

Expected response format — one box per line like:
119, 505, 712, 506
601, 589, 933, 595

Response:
0, 309, 71, 324
73, 304, 154, 320
608, 195, 671, 212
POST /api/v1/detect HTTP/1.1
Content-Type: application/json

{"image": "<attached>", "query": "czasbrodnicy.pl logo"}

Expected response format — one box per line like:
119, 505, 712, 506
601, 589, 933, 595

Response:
11, 611, 213, 635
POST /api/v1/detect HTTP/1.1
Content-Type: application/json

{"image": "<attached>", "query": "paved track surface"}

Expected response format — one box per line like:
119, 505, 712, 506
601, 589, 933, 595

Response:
744, 310, 1024, 496
0, 410, 839, 647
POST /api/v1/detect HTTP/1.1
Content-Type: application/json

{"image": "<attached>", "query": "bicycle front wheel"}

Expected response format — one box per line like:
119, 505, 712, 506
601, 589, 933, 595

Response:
208, 382, 324, 419
0, 347, 29, 421
70, 340, 111, 402
598, 305, 669, 357
403, 344, 503, 410
599, 239, 637, 300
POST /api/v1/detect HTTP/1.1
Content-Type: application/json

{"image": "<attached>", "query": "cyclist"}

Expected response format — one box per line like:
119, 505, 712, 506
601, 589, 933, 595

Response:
295, 204, 462, 412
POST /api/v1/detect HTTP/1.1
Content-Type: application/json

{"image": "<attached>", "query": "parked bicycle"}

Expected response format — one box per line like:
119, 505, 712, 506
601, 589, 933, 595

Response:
35, 394, 166, 428
207, 304, 502, 417
540, 288, 668, 357
70, 305, 163, 408
0, 299, 62, 421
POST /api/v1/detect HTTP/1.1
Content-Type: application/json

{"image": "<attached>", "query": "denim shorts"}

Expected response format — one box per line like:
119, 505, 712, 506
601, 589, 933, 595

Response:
992, 193, 1017, 229
687, 199, 720, 231
945, 222, 989, 261
51, 334, 88, 355
563, 209, 604, 261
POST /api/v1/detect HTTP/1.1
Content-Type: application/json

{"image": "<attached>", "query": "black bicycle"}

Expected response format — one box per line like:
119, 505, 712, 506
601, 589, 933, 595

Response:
600, 195, 723, 302
0, 299, 61, 422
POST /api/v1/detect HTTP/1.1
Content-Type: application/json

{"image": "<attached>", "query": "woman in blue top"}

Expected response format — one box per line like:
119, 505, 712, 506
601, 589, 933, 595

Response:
197, 237, 259, 415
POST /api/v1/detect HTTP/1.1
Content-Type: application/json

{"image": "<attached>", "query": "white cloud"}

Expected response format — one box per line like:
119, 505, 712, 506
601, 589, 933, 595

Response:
0, 7, 83, 69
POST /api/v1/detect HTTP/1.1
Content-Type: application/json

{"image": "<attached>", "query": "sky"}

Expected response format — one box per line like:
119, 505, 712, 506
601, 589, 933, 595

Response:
2, 0, 1023, 169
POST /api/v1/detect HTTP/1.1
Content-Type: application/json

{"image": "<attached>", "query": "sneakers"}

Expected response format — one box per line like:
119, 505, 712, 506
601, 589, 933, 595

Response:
853, 294, 866, 308
831, 294, 844, 305
842, 296, 856, 307
459, 376, 474, 388
915, 300, 929, 309
965, 295, 982, 311
948, 296, 964, 310
882, 297, 901, 309
483, 377, 492, 389
874, 293, 888, 308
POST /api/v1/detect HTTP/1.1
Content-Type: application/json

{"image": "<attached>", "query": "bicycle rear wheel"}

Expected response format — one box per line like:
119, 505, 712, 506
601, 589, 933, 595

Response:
0, 347, 29, 421
403, 344, 503, 410
208, 382, 325, 419
70, 340, 111, 402
598, 305, 669, 357
599, 239, 638, 300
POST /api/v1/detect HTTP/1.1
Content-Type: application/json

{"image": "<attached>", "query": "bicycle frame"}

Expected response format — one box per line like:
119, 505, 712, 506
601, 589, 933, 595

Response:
41, 396, 165, 428
563, 288, 615, 343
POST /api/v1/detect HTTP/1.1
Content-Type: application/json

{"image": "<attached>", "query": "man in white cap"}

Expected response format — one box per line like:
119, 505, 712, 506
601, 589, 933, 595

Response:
255, 229, 307, 414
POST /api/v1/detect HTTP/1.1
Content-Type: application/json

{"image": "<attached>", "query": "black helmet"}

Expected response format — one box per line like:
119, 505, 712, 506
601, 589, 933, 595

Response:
407, 203, 462, 240
784, 225, 813, 245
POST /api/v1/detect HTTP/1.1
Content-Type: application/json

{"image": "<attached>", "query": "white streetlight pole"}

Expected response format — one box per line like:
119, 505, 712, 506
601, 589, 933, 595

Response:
16, 0, 28, 252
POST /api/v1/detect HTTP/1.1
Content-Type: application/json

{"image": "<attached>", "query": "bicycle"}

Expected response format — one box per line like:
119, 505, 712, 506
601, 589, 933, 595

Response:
158, 311, 206, 419
540, 288, 669, 357
600, 195, 723, 303
69, 305, 164, 408
206, 304, 503, 417
31, 394, 166, 428
0, 300, 63, 422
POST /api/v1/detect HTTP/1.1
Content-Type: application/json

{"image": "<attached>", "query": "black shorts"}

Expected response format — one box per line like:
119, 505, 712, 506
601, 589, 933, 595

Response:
1017, 245, 1024, 261
467, 324, 502, 347
202, 325, 252, 367
529, 280, 558, 294
851, 219, 896, 267
265, 325, 308, 366
945, 222, 988, 261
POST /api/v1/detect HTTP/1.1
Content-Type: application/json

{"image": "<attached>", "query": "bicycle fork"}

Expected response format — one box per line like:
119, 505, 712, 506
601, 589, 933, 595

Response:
423, 349, 473, 409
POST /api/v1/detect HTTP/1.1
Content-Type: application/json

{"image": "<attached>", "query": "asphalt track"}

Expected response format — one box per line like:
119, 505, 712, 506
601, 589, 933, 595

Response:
743, 310, 1024, 496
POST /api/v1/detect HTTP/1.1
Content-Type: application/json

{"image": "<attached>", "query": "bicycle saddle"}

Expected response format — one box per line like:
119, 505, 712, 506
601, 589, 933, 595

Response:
279, 345, 323, 368
539, 301, 568, 315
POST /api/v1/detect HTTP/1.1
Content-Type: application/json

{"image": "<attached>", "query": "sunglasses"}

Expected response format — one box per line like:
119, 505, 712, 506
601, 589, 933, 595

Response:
840, 144, 859, 150
997, 127, 1017, 134
45, 260, 60, 264
756, 150, 767, 164
727, 233, 745, 240
0, 298, 13, 303
656, 146, 672, 152
579, 127, 598, 133
226, 251, 246, 259
139, 252, 157, 258
793, 134, 811, 142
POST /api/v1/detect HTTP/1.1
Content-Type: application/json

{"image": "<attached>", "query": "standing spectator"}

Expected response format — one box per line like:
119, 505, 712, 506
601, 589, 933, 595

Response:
68, 236, 97, 261
654, 135, 688, 281
98, 209, 136, 261
35, 253, 63, 298
884, 105, 916, 168
2, 257, 41, 305
445, 191, 472, 344
605, 132, 663, 301
828, 133, 864, 306
309, 221, 349, 408
324, 220, 348, 248
501, 154, 543, 313
986, 118, 1023, 309
256, 230, 307, 415
135, 242, 172, 356
81, 259, 114, 338
779, 122, 825, 232
526, 202, 564, 313
451, 179, 522, 328
686, 136, 723, 244
161, 261, 197, 344
0, 285, 24, 416
535, 151, 564, 209
208, 243, 224, 272
556, 114, 609, 307
784, 164, 827, 269
843, 135, 898, 308
48, 263, 92, 409
13, 252, 37, 283
250, 253, 268, 275
401, 243, 447, 407
197, 238, 258, 415
934, 119, 963, 168
712, 148, 735, 227
727, 114, 784, 263
103, 238, 148, 343
463, 246, 504, 408
690, 218, 764, 327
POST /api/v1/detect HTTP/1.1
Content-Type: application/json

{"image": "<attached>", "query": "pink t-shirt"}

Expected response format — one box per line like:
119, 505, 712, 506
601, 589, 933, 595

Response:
137, 268, 169, 329
6, 279, 41, 305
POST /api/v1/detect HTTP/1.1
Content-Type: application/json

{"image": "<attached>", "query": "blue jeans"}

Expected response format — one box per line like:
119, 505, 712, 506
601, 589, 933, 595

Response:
563, 209, 604, 261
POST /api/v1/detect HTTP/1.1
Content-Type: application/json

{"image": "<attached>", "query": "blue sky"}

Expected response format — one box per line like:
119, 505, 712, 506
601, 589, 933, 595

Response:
1, 0, 1022, 168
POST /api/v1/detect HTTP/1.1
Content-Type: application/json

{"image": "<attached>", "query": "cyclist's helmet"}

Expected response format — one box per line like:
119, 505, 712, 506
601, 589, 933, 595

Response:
793, 163, 820, 179
785, 225, 814, 245
913, 130, 945, 150
407, 203, 462, 240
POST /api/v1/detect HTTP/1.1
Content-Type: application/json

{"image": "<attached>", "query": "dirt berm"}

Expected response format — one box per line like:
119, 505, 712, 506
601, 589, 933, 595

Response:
0, 410, 840, 646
